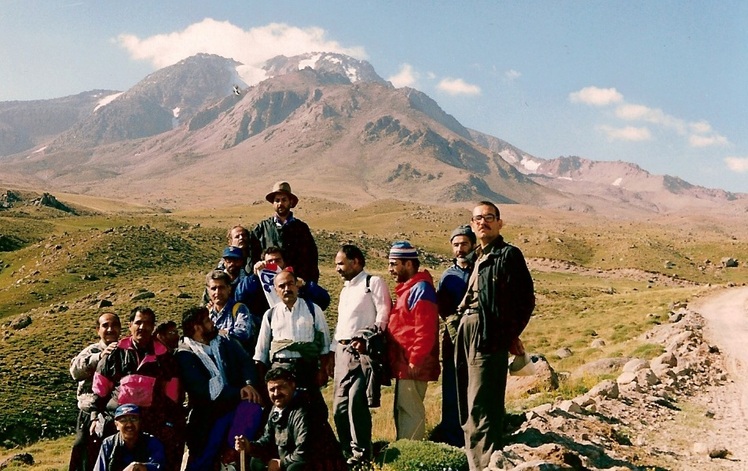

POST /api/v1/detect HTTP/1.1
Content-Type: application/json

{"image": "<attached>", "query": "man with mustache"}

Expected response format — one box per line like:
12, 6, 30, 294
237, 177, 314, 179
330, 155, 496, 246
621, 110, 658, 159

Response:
386, 241, 440, 441
253, 270, 332, 407
69, 312, 122, 471
92, 307, 184, 471
234, 367, 346, 471
176, 306, 263, 471
456, 202, 535, 471
248, 181, 320, 284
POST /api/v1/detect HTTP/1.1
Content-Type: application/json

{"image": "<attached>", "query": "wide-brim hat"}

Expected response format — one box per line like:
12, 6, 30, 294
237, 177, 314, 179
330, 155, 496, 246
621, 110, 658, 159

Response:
265, 181, 299, 208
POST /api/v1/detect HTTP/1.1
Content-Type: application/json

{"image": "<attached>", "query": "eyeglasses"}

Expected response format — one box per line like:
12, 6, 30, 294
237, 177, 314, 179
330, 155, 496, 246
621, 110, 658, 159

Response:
471, 214, 498, 223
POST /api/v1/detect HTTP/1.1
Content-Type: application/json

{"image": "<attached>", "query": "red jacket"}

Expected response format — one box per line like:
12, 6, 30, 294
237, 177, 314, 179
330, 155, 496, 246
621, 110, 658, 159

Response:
387, 270, 440, 381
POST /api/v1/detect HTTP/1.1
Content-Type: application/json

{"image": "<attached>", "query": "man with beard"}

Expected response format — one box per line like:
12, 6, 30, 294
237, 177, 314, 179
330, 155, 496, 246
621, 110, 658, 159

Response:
92, 307, 184, 471
69, 312, 122, 471
93, 404, 166, 471
248, 182, 319, 283
234, 367, 346, 471
330, 244, 391, 467
456, 201, 535, 471
386, 241, 440, 441
176, 306, 263, 471
430, 225, 476, 447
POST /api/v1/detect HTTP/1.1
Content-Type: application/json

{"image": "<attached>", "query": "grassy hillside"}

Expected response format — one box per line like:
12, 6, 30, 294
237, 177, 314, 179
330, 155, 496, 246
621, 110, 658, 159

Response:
0, 190, 746, 464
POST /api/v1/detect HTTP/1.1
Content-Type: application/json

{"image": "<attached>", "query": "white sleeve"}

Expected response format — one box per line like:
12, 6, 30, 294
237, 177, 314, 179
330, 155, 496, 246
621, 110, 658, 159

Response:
253, 310, 273, 364
371, 276, 392, 331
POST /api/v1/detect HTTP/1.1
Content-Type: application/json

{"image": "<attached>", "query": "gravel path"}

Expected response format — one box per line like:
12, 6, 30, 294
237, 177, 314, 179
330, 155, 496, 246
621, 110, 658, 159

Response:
689, 287, 748, 468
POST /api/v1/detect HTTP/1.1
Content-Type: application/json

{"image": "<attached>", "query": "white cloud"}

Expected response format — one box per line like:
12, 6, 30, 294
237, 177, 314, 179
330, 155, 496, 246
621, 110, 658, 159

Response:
598, 125, 652, 142
388, 63, 419, 88
690, 134, 729, 148
436, 77, 481, 96
615, 104, 728, 148
569, 86, 623, 106
725, 156, 748, 172
505, 69, 521, 81
116, 18, 366, 86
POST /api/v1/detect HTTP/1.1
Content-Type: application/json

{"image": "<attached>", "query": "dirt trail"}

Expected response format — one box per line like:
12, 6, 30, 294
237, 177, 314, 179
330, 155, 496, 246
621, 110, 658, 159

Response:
690, 287, 748, 465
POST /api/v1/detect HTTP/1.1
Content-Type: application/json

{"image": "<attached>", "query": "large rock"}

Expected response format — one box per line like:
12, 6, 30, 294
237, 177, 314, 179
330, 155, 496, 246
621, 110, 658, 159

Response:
507, 355, 559, 395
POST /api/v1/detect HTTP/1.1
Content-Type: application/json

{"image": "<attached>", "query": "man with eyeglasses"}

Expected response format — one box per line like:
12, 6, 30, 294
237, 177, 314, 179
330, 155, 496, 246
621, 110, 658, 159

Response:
456, 201, 535, 471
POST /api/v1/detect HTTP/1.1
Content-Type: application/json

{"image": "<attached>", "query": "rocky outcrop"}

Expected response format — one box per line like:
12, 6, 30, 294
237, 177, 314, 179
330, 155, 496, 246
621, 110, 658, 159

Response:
492, 308, 733, 470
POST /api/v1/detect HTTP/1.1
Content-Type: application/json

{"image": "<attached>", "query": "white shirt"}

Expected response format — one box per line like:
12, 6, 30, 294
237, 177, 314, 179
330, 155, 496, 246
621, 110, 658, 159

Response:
253, 298, 331, 363
332, 270, 392, 351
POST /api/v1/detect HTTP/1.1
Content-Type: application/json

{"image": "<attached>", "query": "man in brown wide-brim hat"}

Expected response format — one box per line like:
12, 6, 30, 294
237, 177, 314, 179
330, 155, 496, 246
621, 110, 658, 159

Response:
248, 181, 320, 283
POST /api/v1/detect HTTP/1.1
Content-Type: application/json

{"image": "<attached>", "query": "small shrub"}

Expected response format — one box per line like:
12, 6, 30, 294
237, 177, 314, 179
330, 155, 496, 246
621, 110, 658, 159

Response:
377, 439, 468, 471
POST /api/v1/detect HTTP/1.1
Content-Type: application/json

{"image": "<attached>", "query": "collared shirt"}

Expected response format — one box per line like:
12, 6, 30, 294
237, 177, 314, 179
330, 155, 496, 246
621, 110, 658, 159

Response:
332, 270, 391, 351
209, 299, 252, 342
273, 212, 296, 228
253, 299, 331, 363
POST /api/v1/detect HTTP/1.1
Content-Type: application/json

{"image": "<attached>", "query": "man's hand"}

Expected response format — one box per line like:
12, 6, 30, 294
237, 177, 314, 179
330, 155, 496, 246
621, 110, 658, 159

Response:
408, 362, 422, 377
240, 384, 262, 404
268, 458, 282, 471
350, 339, 366, 354
101, 342, 118, 360
253, 260, 267, 275
509, 337, 525, 356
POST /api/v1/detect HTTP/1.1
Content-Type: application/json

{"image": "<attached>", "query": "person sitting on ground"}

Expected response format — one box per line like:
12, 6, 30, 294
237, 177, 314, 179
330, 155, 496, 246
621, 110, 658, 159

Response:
175, 306, 264, 471
93, 403, 166, 471
234, 367, 346, 471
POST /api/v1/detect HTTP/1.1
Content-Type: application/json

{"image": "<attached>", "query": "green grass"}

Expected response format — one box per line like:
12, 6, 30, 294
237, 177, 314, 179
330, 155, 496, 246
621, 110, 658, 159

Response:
1, 190, 746, 462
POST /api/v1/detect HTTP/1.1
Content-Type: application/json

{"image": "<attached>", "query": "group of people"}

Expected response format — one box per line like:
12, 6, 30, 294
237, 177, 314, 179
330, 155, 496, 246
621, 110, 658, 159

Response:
68, 180, 535, 471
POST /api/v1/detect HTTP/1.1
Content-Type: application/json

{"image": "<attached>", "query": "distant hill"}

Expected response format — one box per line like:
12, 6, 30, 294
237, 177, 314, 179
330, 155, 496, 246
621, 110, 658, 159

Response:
0, 52, 745, 216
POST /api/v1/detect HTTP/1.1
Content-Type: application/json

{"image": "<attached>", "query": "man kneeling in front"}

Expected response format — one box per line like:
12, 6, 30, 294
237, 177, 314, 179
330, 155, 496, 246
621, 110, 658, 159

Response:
94, 404, 165, 471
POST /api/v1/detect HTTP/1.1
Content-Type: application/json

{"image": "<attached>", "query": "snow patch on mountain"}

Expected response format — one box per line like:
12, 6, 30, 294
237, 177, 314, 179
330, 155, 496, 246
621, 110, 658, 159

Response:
94, 92, 123, 112
612, 177, 623, 186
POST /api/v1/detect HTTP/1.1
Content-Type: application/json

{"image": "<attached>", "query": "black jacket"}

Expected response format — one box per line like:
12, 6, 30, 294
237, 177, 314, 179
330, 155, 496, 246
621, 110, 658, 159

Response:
249, 216, 320, 283
474, 236, 535, 351
251, 391, 346, 471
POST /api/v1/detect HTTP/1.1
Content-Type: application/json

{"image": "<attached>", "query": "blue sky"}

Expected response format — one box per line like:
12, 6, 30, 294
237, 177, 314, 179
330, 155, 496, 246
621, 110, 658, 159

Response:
2, 0, 747, 192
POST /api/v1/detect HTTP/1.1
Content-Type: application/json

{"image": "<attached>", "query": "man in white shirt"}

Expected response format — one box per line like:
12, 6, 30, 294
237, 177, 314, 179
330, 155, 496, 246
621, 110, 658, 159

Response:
253, 269, 332, 396
331, 245, 392, 467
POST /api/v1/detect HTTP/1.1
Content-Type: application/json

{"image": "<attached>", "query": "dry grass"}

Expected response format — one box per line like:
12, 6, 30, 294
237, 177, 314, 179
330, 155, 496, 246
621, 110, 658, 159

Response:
0, 191, 746, 464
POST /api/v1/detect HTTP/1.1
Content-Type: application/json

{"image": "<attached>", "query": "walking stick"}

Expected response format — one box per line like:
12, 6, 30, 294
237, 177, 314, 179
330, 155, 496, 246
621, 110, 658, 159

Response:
240, 449, 246, 471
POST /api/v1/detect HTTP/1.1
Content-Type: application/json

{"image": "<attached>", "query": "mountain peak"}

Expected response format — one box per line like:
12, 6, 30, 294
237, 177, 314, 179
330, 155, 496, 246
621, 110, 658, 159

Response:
263, 52, 388, 85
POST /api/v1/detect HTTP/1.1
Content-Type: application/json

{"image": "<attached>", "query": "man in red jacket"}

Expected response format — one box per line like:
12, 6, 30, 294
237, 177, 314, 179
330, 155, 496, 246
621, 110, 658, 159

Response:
386, 241, 440, 440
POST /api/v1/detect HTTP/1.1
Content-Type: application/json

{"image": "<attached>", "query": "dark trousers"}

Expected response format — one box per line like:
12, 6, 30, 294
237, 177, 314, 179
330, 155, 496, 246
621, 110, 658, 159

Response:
455, 313, 508, 471
333, 348, 372, 461
69, 410, 113, 471
435, 332, 465, 447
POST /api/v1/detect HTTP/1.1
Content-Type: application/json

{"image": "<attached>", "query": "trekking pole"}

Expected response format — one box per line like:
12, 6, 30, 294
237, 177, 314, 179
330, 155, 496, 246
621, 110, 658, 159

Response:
240, 450, 246, 471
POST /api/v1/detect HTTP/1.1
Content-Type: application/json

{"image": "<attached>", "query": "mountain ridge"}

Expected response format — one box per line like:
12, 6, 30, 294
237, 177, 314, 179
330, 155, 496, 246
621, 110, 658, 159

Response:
0, 52, 745, 216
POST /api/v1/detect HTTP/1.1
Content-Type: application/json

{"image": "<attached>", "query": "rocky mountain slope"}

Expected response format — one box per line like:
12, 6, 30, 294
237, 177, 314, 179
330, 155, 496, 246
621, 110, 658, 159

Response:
0, 53, 745, 215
